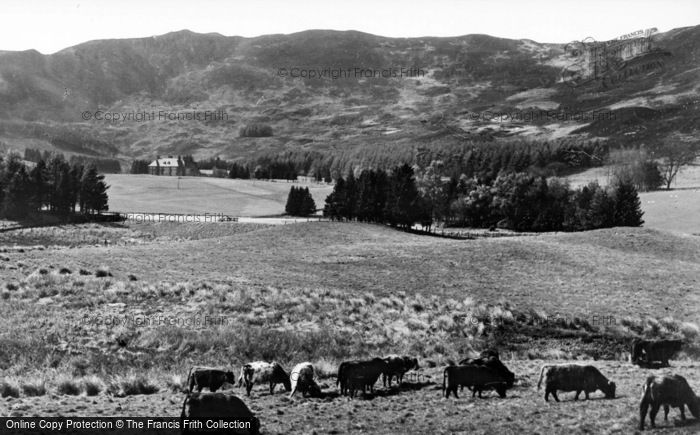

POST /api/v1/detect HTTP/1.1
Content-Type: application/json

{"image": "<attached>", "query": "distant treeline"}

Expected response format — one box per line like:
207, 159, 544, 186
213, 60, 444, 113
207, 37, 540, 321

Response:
324, 163, 644, 232
0, 152, 109, 219
25, 148, 122, 173
129, 137, 607, 182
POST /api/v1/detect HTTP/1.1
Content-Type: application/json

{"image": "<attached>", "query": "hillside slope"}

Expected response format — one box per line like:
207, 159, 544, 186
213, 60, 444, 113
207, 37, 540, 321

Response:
0, 26, 698, 160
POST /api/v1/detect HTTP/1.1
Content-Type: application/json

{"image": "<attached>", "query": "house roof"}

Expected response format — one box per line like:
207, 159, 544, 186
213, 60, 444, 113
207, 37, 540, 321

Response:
148, 158, 180, 167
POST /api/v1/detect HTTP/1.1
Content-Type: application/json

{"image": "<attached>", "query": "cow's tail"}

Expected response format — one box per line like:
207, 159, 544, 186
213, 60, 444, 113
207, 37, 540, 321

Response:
641, 376, 654, 401
536, 365, 549, 390
185, 366, 194, 392
336, 362, 345, 387
442, 367, 448, 396
180, 392, 190, 419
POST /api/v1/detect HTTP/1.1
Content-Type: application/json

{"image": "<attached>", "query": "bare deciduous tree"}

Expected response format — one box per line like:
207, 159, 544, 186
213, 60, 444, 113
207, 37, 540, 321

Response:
655, 133, 700, 190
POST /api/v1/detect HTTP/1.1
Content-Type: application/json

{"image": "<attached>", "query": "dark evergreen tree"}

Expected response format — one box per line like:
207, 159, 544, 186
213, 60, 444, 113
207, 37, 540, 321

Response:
2, 166, 31, 218
80, 165, 109, 214
612, 179, 644, 227
384, 164, 421, 228
323, 177, 347, 220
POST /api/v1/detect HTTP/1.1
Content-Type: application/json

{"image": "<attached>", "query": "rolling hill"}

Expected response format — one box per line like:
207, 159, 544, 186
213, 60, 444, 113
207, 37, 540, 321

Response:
0, 26, 698, 163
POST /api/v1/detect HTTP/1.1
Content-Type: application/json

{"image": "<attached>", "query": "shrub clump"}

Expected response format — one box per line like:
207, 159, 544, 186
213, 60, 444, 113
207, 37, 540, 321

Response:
21, 380, 47, 397
107, 375, 158, 397
0, 380, 20, 398
56, 377, 81, 396
95, 267, 113, 278
239, 123, 273, 138
81, 376, 104, 396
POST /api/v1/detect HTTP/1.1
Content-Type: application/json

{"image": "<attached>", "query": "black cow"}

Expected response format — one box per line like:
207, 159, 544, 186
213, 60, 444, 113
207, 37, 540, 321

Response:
639, 374, 700, 430
458, 353, 515, 397
181, 392, 260, 434
443, 364, 511, 399
631, 339, 684, 367
187, 367, 235, 393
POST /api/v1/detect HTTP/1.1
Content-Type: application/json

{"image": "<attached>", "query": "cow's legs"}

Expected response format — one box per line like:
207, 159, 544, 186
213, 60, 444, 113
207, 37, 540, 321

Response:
544, 390, 550, 402
680, 404, 686, 421
270, 382, 275, 395
639, 399, 649, 430
584, 390, 590, 400
551, 390, 560, 402
664, 405, 669, 421
574, 390, 580, 400
649, 403, 660, 428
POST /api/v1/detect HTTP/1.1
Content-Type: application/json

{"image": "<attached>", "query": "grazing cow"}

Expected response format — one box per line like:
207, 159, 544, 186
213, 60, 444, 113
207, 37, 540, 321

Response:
289, 362, 321, 398
337, 358, 389, 397
632, 339, 684, 367
181, 392, 260, 435
639, 374, 700, 430
537, 364, 615, 402
457, 354, 515, 397
236, 361, 291, 397
443, 365, 511, 399
187, 367, 235, 393
382, 355, 420, 387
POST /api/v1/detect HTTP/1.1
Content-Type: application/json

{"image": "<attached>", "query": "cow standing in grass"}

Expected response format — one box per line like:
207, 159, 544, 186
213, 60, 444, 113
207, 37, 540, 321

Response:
187, 367, 235, 393
458, 353, 515, 397
382, 355, 419, 387
236, 361, 291, 397
537, 364, 615, 402
337, 358, 388, 397
639, 374, 700, 430
443, 364, 511, 399
632, 339, 684, 367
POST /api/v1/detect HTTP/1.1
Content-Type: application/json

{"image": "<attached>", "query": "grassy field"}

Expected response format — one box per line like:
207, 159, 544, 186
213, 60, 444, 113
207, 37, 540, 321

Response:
1, 217, 699, 431
566, 163, 700, 235
105, 174, 334, 216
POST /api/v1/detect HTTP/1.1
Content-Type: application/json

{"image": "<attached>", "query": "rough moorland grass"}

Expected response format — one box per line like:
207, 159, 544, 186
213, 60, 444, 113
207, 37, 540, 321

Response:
55, 376, 81, 396
107, 374, 159, 397
1, 269, 697, 380
0, 380, 20, 398
21, 379, 47, 397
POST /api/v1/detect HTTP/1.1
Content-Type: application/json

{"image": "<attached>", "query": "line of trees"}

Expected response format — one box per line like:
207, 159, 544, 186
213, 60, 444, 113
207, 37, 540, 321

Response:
324, 164, 432, 229
323, 162, 644, 232
0, 153, 109, 219
285, 186, 317, 217
25, 148, 121, 173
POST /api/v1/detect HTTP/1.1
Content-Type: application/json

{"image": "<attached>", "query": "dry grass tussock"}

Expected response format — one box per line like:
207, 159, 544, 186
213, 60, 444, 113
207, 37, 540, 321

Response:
2, 270, 698, 383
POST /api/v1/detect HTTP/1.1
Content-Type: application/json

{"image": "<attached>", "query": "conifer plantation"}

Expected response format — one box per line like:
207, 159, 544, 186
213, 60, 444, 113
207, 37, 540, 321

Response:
323, 163, 644, 232
0, 152, 109, 220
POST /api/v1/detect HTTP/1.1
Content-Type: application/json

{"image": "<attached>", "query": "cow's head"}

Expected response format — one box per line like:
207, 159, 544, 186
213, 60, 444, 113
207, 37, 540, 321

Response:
404, 356, 419, 370
689, 395, 700, 419
603, 380, 616, 398
308, 381, 322, 398
225, 371, 236, 384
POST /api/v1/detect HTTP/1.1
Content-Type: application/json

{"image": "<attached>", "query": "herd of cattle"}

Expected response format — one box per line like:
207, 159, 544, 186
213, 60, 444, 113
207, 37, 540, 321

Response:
179, 339, 698, 433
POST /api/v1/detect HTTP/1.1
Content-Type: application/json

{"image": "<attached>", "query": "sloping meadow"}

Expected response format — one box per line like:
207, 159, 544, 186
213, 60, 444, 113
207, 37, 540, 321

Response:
1, 269, 698, 396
